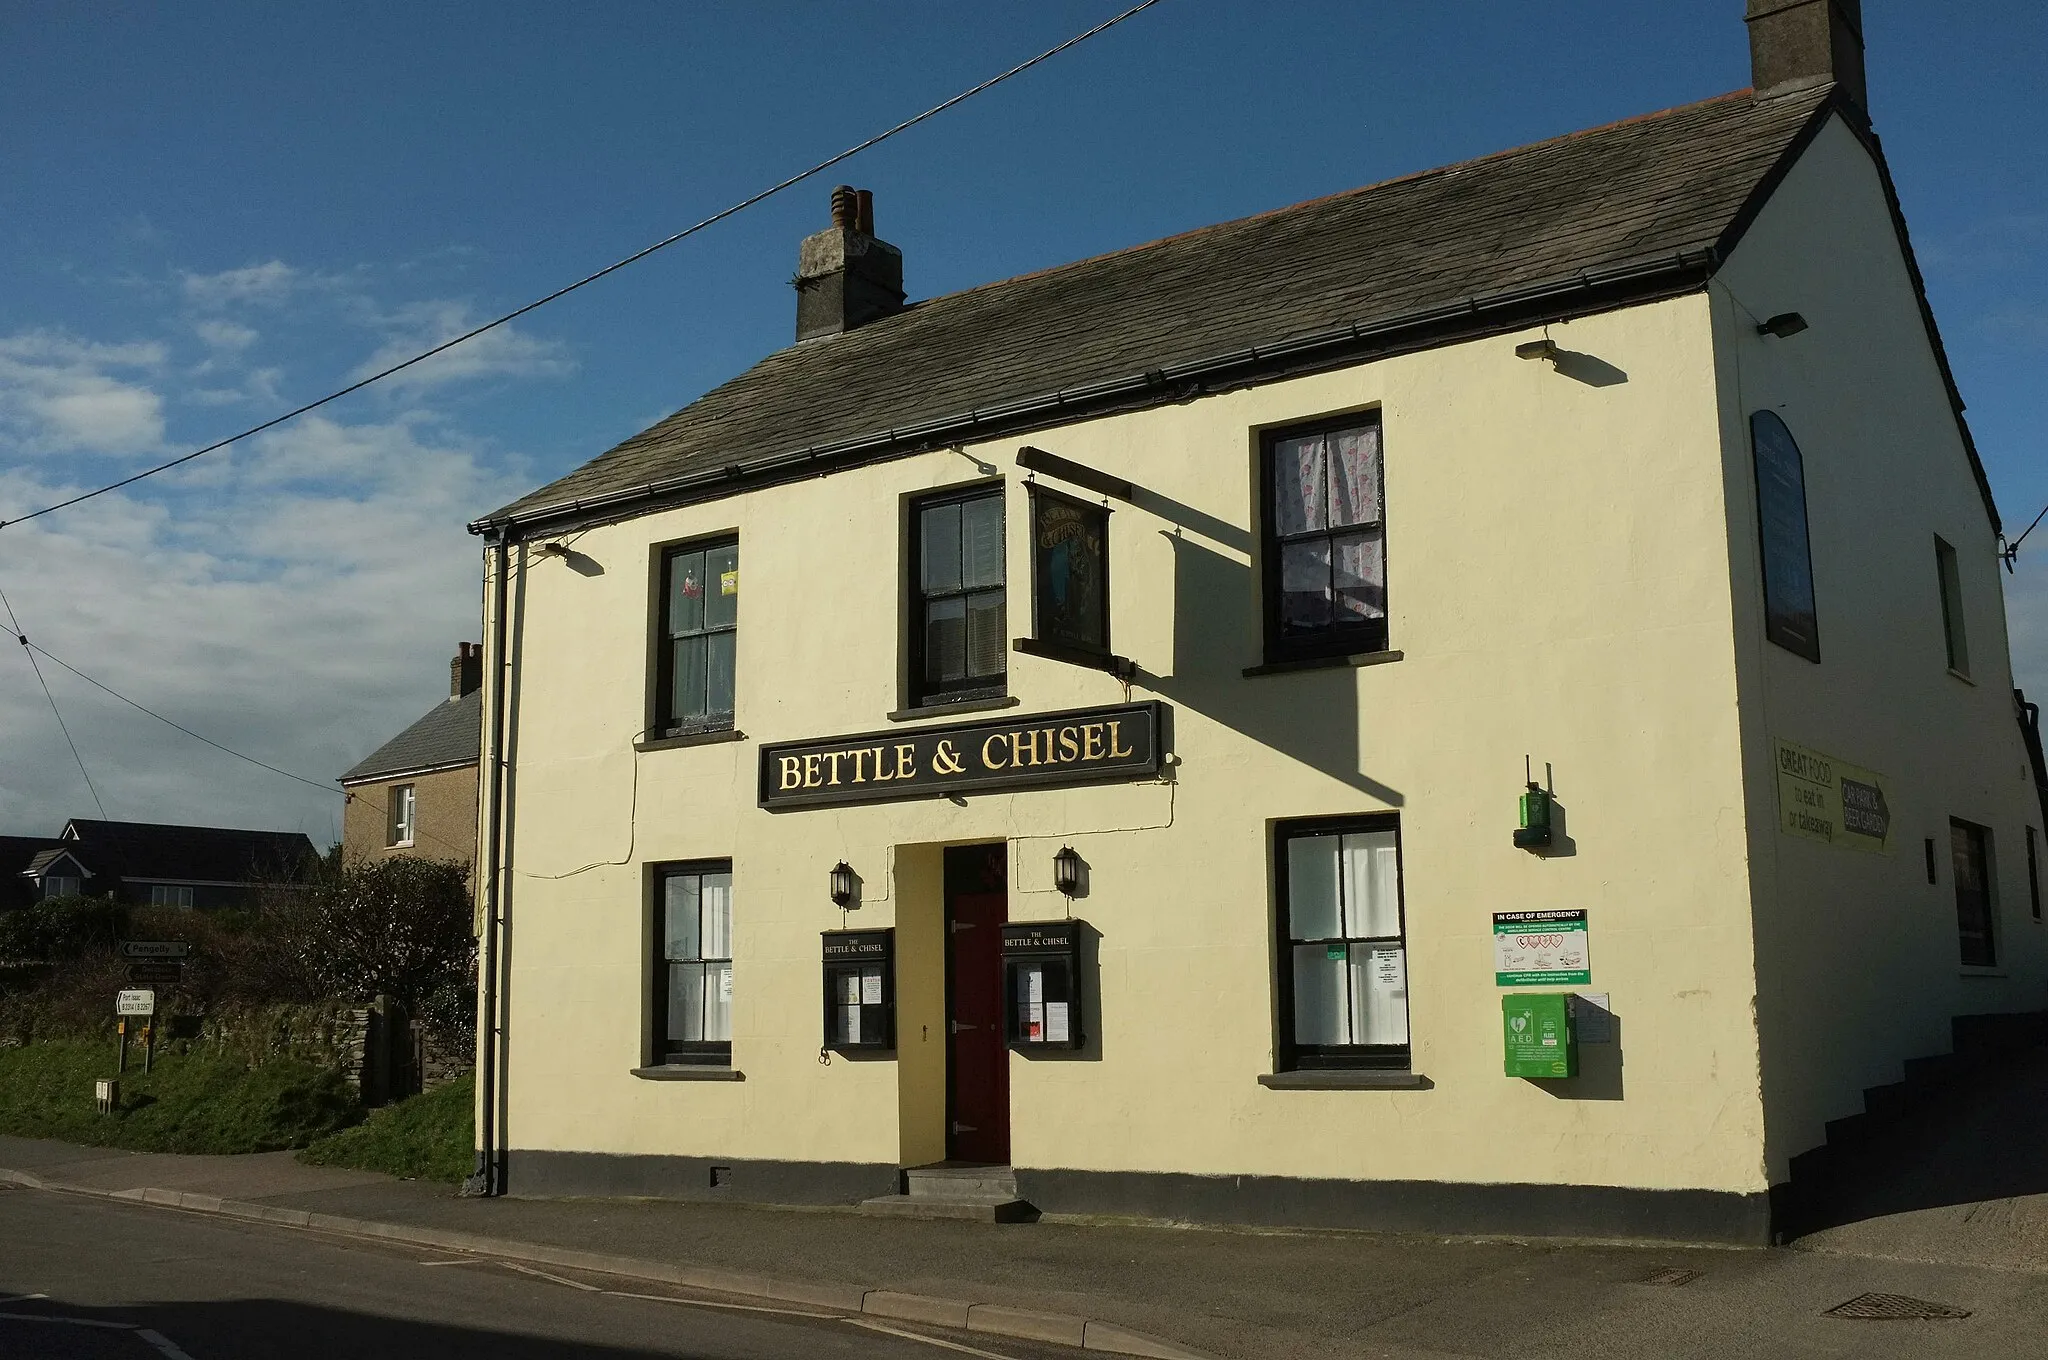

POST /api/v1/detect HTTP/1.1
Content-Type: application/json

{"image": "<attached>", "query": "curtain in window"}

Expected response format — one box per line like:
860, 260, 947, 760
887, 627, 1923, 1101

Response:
665, 871, 733, 1042
1287, 830, 1406, 1047
668, 543, 738, 726
1273, 425, 1385, 637
920, 494, 1005, 693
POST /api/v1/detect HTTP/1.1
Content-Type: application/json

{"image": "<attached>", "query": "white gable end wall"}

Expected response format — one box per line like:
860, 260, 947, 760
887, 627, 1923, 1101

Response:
1712, 111, 2047, 1184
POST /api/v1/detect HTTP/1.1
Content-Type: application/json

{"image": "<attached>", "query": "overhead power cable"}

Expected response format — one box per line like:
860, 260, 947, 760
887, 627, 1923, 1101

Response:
0, 582, 108, 818
23, 640, 340, 796
2002, 500, 2048, 572
0, 0, 1167, 532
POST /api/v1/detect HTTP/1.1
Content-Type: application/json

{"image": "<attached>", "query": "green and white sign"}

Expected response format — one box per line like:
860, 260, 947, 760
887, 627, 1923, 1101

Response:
1493, 909, 1590, 986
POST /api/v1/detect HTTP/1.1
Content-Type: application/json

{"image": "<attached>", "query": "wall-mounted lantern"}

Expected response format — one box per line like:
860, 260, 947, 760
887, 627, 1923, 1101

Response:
1053, 845, 1081, 898
1513, 757, 1553, 852
829, 860, 856, 908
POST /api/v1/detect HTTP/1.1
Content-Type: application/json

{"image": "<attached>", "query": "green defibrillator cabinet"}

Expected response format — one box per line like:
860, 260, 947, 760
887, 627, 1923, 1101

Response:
1502, 992, 1577, 1079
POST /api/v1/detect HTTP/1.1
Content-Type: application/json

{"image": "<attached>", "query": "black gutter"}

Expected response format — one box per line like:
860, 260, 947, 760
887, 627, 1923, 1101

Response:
468, 249, 1717, 540
463, 531, 513, 1198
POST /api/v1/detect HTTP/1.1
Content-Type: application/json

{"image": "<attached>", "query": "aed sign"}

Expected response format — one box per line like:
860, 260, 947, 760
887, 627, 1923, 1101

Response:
759, 702, 1164, 810
1493, 909, 1590, 986
1774, 737, 1892, 853
115, 989, 156, 1017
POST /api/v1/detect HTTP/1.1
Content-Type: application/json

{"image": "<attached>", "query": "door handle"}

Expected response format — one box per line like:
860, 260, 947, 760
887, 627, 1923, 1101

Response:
950, 1021, 977, 1034
952, 1121, 978, 1134
949, 921, 976, 933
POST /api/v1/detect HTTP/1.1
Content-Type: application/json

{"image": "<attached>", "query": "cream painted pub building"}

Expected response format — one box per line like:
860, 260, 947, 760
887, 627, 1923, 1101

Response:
465, 3, 2048, 1242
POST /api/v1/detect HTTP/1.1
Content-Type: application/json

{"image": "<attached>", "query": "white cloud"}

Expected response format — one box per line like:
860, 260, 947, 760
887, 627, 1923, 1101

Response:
0, 410, 526, 842
180, 260, 304, 307
2008, 561, 2048, 703
0, 332, 167, 456
351, 300, 574, 392
194, 318, 259, 352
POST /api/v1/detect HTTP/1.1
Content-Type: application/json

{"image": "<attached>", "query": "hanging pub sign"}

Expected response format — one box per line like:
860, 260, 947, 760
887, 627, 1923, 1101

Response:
759, 701, 1166, 810
1750, 411, 1821, 662
1024, 483, 1110, 659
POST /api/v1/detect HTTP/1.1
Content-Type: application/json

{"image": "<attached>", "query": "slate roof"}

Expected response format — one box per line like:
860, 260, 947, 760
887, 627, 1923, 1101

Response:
480, 85, 1840, 531
56, 820, 318, 884
341, 688, 483, 784
22, 847, 86, 877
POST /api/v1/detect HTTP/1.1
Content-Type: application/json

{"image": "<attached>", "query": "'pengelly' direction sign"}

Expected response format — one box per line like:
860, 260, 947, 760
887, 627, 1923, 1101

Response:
120, 941, 191, 960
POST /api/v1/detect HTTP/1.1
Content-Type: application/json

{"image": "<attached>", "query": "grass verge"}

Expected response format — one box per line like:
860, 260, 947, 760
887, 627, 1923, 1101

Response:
299, 1071, 474, 1183
0, 1038, 360, 1154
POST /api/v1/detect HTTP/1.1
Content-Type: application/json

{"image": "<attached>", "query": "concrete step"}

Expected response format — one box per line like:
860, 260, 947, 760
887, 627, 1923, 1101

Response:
859, 1193, 1038, 1223
905, 1164, 1018, 1201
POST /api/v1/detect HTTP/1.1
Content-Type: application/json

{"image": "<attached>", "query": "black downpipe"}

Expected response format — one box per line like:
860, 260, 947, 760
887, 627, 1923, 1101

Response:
465, 531, 513, 1196
2018, 690, 2048, 835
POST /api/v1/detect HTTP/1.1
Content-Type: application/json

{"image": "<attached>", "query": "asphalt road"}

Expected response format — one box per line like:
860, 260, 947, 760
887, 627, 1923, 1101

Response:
0, 1186, 1074, 1360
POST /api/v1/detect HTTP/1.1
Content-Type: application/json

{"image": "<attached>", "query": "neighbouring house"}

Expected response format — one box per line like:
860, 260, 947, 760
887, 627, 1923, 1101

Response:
457, 2, 2048, 1243
3, 820, 318, 909
339, 643, 483, 866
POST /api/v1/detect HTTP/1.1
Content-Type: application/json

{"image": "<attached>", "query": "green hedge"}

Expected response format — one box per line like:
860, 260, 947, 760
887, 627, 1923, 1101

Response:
300, 1072, 474, 1183
0, 1039, 360, 1154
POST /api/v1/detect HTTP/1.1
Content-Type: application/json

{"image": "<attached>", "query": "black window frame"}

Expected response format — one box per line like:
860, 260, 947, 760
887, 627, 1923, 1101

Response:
651, 860, 734, 1067
1935, 534, 1969, 677
1951, 818, 1996, 967
1259, 413, 1390, 665
1272, 813, 1411, 1072
2028, 826, 2041, 923
907, 485, 1007, 707
655, 535, 740, 737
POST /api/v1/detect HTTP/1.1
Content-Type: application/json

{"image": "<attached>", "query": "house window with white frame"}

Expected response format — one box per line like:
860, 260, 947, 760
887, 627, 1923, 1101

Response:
42, 875, 81, 900
148, 884, 195, 909
387, 784, 416, 847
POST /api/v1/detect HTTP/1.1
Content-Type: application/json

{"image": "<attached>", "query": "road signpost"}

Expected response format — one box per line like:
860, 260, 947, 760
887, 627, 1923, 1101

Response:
119, 941, 191, 960
116, 989, 156, 1072
126, 962, 184, 987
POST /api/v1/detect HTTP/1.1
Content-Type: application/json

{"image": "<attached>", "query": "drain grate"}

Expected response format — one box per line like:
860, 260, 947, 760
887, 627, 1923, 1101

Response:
1825, 1292, 1972, 1321
1642, 1268, 1700, 1287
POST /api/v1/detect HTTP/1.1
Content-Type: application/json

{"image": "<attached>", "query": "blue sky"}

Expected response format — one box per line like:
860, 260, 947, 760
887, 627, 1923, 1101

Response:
1, 1, 2043, 842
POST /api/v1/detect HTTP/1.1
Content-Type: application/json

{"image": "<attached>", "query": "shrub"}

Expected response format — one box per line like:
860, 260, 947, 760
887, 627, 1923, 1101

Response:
0, 896, 126, 962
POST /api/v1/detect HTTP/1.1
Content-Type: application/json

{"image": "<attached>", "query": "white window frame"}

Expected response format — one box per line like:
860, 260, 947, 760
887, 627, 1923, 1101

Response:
388, 783, 417, 848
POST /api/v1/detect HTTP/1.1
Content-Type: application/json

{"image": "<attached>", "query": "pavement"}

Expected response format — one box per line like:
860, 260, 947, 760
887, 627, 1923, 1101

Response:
11, 1132, 2048, 1357
1787, 1044, 2048, 1274
0, 1187, 1085, 1360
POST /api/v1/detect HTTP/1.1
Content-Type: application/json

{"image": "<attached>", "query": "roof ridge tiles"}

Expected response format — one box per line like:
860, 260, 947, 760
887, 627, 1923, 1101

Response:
895, 88, 1766, 311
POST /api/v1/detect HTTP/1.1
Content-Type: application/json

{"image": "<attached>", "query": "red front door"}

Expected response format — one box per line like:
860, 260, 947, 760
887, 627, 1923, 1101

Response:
945, 844, 1009, 1165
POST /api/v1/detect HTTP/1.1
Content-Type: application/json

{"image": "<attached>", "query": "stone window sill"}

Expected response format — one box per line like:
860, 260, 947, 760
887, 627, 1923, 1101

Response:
1959, 967, 2007, 979
1243, 650, 1404, 678
887, 695, 1019, 723
1948, 667, 1976, 687
635, 728, 746, 753
1258, 1070, 1432, 1090
631, 1065, 745, 1081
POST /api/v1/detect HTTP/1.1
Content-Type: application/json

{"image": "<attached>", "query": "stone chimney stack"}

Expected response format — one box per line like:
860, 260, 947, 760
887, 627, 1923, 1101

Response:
452, 641, 483, 700
793, 185, 905, 341
1746, 0, 1866, 111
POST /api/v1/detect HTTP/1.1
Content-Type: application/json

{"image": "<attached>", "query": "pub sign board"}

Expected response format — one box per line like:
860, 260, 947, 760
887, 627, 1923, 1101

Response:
760, 701, 1165, 810
1027, 482, 1111, 658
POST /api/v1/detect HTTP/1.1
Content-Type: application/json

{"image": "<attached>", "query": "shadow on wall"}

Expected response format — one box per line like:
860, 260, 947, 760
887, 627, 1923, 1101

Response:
1136, 529, 1404, 808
